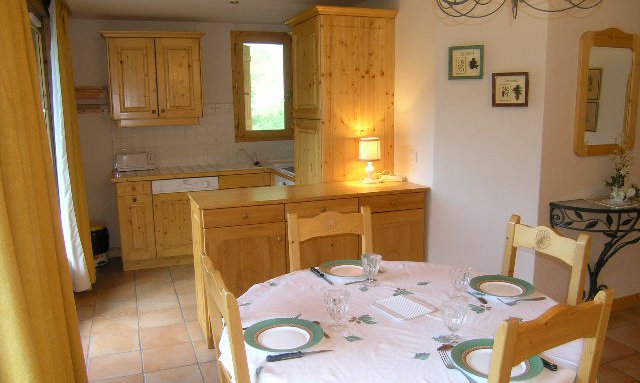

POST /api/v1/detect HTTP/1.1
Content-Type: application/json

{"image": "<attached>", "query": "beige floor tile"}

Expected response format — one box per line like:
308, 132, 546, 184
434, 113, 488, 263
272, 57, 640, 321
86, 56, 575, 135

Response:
138, 293, 180, 313
192, 340, 216, 363
608, 323, 640, 351
141, 323, 190, 349
186, 321, 205, 342
199, 361, 219, 383
92, 313, 139, 335
97, 284, 136, 302
142, 342, 197, 372
82, 336, 90, 361
174, 279, 196, 296
136, 282, 175, 299
135, 268, 172, 286
602, 338, 639, 363
598, 363, 639, 383
178, 292, 197, 307
79, 320, 93, 339
169, 265, 196, 281
88, 350, 142, 381
94, 298, 137, 319
182, 304, 198, 322
75, 291, 96, 307
140, 307, 184, 328
144, 364, 203, 383
90, 329, 140, 357
77, 305, 95, 321
91, 373, 144, 383
611, 354, 640, 380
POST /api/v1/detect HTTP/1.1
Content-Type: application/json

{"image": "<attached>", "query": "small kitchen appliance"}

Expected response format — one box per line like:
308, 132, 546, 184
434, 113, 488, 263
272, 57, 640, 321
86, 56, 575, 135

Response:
115, 152, 156, 171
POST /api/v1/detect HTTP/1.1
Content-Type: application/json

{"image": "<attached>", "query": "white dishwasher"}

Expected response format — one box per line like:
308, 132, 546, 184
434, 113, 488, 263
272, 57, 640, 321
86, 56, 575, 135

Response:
151, 176, 219, 194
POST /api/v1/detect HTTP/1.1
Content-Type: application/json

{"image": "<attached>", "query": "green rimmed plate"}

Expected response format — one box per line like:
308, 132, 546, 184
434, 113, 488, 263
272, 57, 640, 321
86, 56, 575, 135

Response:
470, 274, 535, 298
451, 339, 543, 381
243, 318, 324, 352
319, 259, 364, 278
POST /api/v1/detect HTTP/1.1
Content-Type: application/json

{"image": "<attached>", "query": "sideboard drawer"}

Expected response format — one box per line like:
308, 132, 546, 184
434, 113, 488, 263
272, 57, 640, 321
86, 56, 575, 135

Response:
360, 192, 424, 213
202, 204, 284, 228
285, 198, 359, 219
116, 181, 152, 196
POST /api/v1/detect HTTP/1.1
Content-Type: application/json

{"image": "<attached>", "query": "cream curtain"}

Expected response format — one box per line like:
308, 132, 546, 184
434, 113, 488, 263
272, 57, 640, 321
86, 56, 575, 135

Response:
0, 0, 88, 381
50, 0, 96, 290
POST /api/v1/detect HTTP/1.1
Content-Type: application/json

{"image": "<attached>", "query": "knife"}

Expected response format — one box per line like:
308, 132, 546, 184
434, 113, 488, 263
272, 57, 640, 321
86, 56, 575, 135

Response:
310, 267, 334, 285
344, 278, 377, 285
266, 350, 333, 362
466, 291, 488, 304
541, 357, 558, 371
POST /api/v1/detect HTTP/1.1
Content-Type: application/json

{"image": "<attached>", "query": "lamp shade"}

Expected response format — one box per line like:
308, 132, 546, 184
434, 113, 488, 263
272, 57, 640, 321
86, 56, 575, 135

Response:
359, 137, 381, 161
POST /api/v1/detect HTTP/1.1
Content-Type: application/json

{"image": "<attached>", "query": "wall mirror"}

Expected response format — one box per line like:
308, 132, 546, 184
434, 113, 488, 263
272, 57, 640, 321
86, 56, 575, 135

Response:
574, 28, 640, 156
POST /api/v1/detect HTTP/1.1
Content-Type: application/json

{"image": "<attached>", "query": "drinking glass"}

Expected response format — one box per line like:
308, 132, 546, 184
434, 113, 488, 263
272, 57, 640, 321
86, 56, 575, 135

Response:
361, 253, 382, 287
324, 289, 350, 332
450, 265, 472, 297
441, 296, 468, 343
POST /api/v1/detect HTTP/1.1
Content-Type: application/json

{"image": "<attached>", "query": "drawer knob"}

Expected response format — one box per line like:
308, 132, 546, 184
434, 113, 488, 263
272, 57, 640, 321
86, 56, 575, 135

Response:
276, 236, 282, 242
320, 207, 327, 212
242, 213, 248, 219
391, 200, 397, 205
131, 186, 136, 191
132, 197, 137, 203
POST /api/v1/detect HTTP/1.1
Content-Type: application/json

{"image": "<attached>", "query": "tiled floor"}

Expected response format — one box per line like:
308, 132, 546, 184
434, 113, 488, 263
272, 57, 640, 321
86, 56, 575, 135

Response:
76, 258, 640, 382
74, 259, 218, 383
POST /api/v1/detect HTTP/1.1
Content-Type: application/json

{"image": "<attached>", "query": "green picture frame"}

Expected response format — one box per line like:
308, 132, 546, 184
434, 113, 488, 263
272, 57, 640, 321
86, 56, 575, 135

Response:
448, 45, 484, 80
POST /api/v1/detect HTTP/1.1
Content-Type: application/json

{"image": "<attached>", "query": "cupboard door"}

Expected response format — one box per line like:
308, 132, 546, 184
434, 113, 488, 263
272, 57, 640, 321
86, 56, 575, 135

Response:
153, 193, 192, 258
117, 194, 156, 261
204, 222, 286, 297
291, 18, 321, 119
107, 37, 158, 120
371, 209, 425, 262
155, 38, 203, 119
294, 118, 323, 185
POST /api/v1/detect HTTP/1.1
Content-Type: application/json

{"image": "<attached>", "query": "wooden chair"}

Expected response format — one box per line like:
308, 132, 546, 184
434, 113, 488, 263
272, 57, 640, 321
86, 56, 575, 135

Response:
287, 205, 373, 271
488, 289, 613, 383
201, 254, 250, 383
503, 214, 591, 305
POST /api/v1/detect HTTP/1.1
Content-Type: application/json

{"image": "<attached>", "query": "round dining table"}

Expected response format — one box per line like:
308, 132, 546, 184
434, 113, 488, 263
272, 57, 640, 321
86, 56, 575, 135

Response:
218, 261, 583, 383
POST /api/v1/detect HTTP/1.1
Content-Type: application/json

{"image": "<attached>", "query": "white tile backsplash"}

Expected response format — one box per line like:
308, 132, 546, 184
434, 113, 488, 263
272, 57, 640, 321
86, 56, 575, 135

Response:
111, 103, 293, 168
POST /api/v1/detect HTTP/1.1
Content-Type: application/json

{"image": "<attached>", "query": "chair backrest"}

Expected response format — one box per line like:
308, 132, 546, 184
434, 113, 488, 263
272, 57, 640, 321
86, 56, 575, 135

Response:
201, 254, 250, 383
502, 214, 591, 305
287, 205, 373, 271
488, 289, 613, 383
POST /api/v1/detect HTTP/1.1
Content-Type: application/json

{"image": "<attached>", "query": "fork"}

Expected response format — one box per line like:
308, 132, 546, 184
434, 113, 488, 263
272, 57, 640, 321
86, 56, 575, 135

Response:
498, 296, 547, 306
437, 344, 475, 383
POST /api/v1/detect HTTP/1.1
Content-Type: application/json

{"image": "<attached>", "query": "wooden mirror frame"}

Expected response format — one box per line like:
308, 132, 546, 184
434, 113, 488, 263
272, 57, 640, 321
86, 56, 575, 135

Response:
574, 28, 640, 157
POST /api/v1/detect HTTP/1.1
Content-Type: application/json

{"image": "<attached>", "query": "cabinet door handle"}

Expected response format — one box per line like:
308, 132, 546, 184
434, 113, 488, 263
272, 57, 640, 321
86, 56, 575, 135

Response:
320, 207, 327, 212
152, 109, 157, 114
132, 197, 137, 203
390, 200, 397, 206
276, 236, 282, 242
161, 108, 166, 113
131, 186, 136, 191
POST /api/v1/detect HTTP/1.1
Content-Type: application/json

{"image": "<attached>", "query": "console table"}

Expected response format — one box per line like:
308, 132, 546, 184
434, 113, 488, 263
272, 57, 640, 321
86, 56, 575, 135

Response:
549, 199, 640, 300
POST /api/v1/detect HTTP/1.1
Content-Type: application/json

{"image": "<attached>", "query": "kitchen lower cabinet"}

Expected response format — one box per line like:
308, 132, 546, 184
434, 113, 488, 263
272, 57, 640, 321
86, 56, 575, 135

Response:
371, 209, 425, 262
117, 191, 156, 262
154, 192, 192, 258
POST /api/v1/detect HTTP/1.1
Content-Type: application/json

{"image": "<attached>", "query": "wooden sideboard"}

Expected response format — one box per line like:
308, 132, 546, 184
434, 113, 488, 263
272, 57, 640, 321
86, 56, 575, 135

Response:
190, 181, 428, 346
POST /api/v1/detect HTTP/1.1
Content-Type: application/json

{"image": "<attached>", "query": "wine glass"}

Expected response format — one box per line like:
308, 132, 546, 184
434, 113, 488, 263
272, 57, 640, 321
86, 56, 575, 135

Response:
324, 289, 350, 332
441, 296, 468, 343
361, 253, 382, 287
450, 265, 472, 297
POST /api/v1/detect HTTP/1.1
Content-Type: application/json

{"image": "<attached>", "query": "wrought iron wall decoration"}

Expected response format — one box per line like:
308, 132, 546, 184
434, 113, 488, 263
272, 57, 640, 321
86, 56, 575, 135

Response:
549, 199, 640, 300
436, 0, 603, 19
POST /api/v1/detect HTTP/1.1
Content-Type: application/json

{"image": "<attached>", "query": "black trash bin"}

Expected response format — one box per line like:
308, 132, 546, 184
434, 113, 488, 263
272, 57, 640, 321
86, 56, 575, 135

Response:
90, 223, 109, 267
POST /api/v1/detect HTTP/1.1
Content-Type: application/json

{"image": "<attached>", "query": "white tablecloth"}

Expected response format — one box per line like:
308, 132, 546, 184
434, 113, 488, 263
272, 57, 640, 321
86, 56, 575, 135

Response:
219, 262, 582, 383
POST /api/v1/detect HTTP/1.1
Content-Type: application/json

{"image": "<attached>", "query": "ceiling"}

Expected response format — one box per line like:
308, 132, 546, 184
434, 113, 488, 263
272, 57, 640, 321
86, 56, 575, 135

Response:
66, 0, 366, 24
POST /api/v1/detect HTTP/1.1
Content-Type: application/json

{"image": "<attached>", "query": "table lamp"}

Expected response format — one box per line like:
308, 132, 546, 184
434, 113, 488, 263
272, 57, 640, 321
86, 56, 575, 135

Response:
359, 137, 381, 184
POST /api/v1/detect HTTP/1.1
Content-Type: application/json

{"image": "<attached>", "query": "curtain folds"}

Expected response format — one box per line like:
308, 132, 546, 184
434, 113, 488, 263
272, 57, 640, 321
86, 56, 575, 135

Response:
0, 0, 87, 381
50, 0, 96, 290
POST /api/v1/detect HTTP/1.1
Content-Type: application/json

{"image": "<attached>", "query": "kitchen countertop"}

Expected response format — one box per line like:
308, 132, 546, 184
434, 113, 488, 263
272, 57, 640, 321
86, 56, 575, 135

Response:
190, 181, 428, 210
110, 163, 290, 183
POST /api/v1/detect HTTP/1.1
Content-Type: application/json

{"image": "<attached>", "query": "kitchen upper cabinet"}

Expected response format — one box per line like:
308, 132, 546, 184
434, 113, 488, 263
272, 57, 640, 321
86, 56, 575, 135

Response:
102, 31, 204, 128
287, 7, 397, 184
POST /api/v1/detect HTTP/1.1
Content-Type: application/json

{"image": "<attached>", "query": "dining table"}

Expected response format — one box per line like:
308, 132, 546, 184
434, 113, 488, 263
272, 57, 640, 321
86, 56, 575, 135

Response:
217, 261, 583, 383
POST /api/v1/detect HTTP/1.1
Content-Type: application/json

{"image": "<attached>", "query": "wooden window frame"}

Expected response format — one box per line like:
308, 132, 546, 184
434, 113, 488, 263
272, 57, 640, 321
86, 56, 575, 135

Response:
231, 31, 293, 142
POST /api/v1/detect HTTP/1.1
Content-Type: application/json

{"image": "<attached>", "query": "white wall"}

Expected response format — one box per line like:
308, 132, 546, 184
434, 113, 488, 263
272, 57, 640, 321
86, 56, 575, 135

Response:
69, 18, 294, 247
537, 1, 640, 300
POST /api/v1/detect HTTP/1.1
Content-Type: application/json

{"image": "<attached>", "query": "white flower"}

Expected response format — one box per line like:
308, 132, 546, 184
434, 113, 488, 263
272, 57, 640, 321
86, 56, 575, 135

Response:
626, 187, 636, 198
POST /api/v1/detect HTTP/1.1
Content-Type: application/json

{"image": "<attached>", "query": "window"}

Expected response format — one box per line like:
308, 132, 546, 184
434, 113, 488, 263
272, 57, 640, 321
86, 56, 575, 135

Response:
231, 31, 292, 141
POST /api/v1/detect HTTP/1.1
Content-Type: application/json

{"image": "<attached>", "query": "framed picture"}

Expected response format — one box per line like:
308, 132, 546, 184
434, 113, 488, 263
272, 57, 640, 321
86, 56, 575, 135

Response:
587, 68, 602, 100
492, 72, 529, 107
585, 101, 599, 132
448, 45, 484, 80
